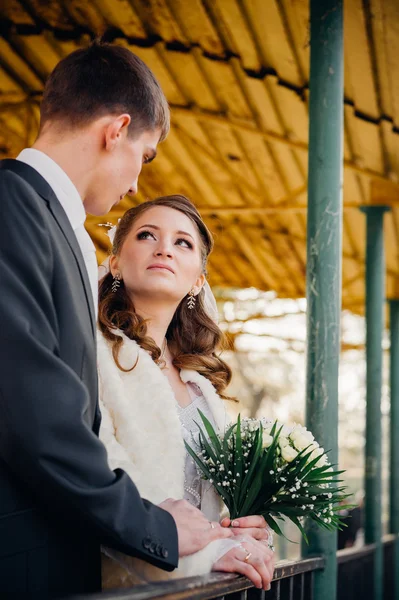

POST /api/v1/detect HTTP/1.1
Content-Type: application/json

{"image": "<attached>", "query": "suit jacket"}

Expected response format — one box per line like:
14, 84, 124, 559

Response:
0, 160, 178, 599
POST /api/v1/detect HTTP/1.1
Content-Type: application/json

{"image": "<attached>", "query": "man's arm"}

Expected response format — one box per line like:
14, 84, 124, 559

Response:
0, 171, 178, 570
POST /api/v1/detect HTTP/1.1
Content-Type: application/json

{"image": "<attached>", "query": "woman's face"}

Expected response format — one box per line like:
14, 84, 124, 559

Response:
110, 206, 205, 305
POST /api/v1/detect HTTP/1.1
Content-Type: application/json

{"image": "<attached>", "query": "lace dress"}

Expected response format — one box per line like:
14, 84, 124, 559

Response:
177, 384, 244, 564
177, 382, 215, 509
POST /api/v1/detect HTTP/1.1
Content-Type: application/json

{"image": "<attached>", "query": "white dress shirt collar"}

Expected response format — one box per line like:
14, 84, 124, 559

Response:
17, 148, 85, 231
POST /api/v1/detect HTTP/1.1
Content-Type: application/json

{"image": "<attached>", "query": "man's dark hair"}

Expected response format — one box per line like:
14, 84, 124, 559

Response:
40, 40, 169, 140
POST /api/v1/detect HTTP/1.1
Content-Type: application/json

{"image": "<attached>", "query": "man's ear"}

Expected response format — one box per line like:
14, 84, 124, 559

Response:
104, 114, 131, 151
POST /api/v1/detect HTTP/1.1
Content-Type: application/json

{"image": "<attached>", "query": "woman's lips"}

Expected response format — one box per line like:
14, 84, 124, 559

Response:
147, 264, 175, 274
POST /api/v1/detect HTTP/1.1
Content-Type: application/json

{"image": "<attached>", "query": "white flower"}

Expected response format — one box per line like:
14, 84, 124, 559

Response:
263, 423, 273, 435
290, 426, 315, 452
290, 425, 314, 443
292, 434, 314, 452
248, 420, 260, 432
278, 436, 290, 449
262, 433, 274, 449
219, 465, 225, 471
281, 446, 298, 463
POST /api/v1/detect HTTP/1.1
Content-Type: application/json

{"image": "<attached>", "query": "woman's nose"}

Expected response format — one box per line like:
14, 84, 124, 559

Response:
155, 240, 173, 258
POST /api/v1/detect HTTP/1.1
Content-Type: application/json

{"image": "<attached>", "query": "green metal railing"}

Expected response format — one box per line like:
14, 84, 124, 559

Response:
67, 537, 398, 600
69, 556, 325, 600
389, 299, 399, 600
360, 206, 390, 600
303, 1, 343, 599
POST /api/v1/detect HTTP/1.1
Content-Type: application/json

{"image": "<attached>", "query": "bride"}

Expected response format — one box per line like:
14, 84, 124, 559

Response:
97, 194, 275, 590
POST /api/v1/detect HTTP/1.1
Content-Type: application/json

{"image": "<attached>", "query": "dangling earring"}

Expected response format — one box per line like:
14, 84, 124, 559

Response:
112, 272, 121, 293
187, 288, 196, 309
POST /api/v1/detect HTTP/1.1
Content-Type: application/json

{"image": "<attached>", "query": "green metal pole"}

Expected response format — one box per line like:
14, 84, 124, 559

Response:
303, 2, 343, 600
389, 299, 399, 600
360, 205, 390, 600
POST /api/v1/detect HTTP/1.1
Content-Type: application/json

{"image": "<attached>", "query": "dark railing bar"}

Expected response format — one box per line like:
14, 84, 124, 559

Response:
300, 573, 305, 600
69, 557, 325, 600
310, 571, 315, 600
272, 557, 325, 580
337, 543, 376, 564
337, 534, 397, 565
69, 573, 250, 600
248, 588, 265, 600
275, 579, 281, 600
288, 577, 294, 600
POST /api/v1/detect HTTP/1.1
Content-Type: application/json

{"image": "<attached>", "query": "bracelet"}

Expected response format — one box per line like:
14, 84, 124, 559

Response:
266, 529, 275, 552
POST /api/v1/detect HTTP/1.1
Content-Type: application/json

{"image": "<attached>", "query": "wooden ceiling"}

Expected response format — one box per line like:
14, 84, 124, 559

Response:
1, 0, 399, 311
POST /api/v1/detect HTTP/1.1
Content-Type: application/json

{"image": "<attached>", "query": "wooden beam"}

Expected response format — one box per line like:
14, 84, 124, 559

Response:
196, 202, 362, 216
170, 105, 396, 185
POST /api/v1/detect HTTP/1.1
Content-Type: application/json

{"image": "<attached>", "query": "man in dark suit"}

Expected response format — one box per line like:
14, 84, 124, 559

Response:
0, 41, 231, 598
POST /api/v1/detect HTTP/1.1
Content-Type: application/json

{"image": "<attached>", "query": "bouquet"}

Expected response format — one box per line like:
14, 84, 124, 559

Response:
185, 412, 350, 542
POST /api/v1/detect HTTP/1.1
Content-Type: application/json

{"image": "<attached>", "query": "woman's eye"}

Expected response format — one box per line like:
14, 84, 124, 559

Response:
176, 238, 193, 249
137, 230, 156, 240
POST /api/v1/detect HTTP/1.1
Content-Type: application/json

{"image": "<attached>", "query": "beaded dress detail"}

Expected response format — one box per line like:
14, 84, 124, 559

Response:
177, 383, 215, 509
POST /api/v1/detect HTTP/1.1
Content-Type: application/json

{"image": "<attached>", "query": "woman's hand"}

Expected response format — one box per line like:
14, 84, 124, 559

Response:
212, 539, 275, 591
221, 515, 271, 543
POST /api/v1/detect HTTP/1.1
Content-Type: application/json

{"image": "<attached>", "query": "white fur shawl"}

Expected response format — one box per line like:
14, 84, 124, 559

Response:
97, 329, 235, 586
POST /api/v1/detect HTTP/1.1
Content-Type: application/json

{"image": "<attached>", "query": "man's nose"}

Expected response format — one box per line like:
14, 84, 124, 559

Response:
127, 181, 138, 196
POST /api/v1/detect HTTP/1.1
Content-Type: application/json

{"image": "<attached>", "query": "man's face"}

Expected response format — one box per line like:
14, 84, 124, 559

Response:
85, 127, 161, 216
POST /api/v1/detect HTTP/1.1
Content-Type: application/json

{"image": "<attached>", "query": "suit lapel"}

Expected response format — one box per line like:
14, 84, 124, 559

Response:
0, 159, 96, 337
47, 198, 96, 336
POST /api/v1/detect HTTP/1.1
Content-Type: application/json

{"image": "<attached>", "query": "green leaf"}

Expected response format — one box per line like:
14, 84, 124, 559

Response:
238, 425, 263, 508
290, 516, 309, 544
184, 440, 234, 512
197, 410, 223, 455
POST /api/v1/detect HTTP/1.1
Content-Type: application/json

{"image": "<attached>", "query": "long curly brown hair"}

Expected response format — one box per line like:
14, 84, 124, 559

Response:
98, 194, 233, 399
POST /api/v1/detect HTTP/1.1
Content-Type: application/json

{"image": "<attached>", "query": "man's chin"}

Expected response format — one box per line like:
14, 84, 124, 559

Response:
84, 200, 118, 217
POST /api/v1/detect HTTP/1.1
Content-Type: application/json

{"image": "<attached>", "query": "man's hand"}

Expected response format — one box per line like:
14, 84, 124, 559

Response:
159, 498, 233, 557
221, 515, 270, 542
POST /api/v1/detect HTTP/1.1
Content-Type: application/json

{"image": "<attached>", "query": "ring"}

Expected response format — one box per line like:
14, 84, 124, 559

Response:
209, 521, 215, 529
244, 552, 252, 563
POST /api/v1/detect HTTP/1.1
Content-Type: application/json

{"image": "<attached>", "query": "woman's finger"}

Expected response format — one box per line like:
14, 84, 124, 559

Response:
233, 559, 263, 589
231, 526, 269, 541
236, 543, 273, 591
229, 515, 267, 529
263, 549, 276, 583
